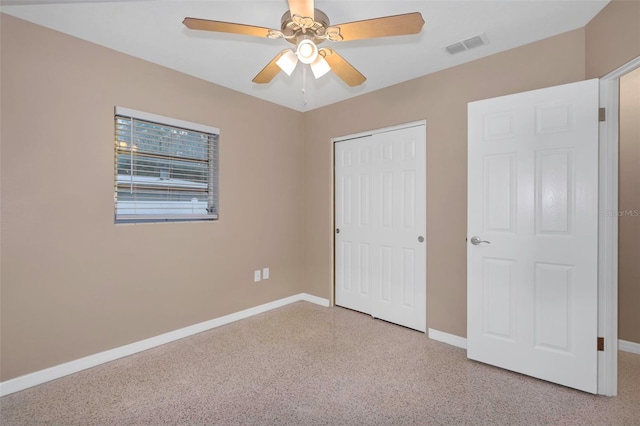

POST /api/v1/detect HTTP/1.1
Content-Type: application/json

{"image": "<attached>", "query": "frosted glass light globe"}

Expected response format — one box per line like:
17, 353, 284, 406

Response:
296, 39, 318, 64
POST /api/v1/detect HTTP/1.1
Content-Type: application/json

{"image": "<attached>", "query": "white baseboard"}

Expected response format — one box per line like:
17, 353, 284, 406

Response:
0, 293, 329, 397
299, 292, 331, 307
428, 328, 467, 349
619, 339, 640, 355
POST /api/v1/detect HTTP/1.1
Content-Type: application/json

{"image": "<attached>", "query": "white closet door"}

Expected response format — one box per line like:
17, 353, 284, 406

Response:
335, 135, 375, 315
335, 123, 426, 332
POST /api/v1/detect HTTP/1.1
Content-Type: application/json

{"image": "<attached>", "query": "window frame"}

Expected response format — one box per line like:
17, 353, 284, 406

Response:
114, 106, 219, 224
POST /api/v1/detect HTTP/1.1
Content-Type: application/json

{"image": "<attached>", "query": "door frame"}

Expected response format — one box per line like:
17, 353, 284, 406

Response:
331, 120, 427, 319
599, 55, 640, 396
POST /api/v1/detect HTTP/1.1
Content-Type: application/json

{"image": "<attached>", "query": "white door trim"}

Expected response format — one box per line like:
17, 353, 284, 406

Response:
598, 55, 640, 396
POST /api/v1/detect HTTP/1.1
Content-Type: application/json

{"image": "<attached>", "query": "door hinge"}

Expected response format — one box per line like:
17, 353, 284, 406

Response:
599, 107, 606, 122
597, 337, 605, 351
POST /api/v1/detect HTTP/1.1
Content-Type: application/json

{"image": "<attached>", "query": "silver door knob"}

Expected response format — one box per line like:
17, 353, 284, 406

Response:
418, 236, 425, 243
470, 236, 490, 245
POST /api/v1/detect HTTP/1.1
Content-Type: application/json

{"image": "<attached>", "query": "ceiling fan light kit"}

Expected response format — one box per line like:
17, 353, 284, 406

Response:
310, 56, 331, 79
276, 49, 298, 76
296, 39, 318, 64
183, 0, 424, 87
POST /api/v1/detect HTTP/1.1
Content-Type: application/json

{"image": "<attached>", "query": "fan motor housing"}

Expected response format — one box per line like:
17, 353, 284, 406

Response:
281, 9, 330, 45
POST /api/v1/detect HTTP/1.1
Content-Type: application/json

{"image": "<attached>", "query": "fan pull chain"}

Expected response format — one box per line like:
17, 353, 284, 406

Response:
302, 65, 308, 106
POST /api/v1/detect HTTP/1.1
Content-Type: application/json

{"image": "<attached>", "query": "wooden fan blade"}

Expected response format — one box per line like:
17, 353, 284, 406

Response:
320, 48, 366, 87
288, 0, 314, 19
332, 12, 424, 41
183, 17, 273, 38
252, 51, 288, 84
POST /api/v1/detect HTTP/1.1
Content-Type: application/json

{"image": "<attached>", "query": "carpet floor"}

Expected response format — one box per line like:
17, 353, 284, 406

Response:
1, 301, 639, 425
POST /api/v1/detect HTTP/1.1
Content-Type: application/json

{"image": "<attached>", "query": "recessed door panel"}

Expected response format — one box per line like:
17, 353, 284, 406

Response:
341, 241, 352, 291
534, 263, 573, 353
359, 243, 370, 296
484, 154, 516, 233
535, 102, 575, 134
482, 258, 516, 341
403, 170, 416, 229
359, 175, 370, 227
536, 150, 573, 235
342, 176, 352, 226
382, 172, 393, 228
402, 248, 416, 308
483, 112, 516, 141
380, 246, 393, 303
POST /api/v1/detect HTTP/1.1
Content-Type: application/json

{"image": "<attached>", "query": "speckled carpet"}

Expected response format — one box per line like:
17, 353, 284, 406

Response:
1, 301, 639, 425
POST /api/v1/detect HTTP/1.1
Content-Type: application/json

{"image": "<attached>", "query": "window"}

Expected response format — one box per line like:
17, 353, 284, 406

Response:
114, 107, 219, 223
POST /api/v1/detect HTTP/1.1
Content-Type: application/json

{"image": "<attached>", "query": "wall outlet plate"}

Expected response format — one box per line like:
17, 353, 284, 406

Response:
254, 270, 261, 282
262, 268, 269, 280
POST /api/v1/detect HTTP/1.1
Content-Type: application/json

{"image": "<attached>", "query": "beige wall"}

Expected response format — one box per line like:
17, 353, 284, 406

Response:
302, 29, 587, 338
619, 67, 640, 344
585, 0, 640, 79
0, 14, 304, 381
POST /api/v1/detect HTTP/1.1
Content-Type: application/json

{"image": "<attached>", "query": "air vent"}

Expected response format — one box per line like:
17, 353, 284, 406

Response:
445, 43, 466, 55
445, 33, 489, 55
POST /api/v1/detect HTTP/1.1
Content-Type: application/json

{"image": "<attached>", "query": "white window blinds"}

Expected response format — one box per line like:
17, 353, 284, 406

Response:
114, 107, 219, 223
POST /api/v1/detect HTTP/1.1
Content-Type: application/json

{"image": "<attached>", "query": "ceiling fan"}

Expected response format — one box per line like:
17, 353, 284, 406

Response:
183, 0, 424, 87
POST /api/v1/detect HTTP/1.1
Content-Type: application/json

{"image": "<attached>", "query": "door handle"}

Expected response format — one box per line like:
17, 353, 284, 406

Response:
470, 236, 490, 245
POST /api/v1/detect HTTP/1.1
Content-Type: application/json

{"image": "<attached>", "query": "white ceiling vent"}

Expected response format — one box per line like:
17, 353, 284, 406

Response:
445, 33, 489, 55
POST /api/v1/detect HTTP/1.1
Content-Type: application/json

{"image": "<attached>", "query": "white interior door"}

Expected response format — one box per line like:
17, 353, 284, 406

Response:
467, 79, 600, 393
335, 123, 426, 332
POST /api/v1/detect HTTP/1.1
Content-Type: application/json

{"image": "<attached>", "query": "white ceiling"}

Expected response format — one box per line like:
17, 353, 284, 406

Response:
1, 0, 609, 111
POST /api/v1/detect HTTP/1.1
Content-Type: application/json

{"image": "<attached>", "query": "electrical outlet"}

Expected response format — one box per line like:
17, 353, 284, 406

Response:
254, 270, 261, 282
262, 268, 269, 280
